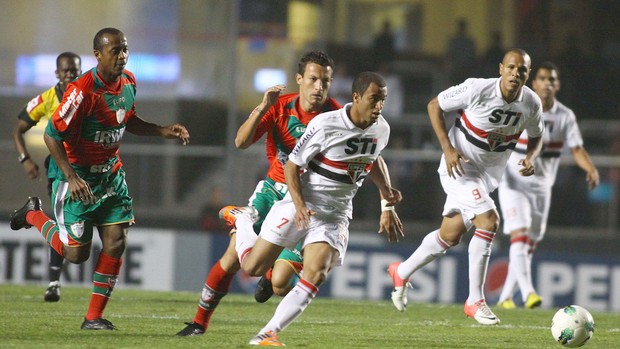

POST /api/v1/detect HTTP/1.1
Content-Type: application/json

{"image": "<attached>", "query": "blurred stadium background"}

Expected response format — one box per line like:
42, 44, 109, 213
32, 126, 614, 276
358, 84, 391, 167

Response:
1, 0, 619, 311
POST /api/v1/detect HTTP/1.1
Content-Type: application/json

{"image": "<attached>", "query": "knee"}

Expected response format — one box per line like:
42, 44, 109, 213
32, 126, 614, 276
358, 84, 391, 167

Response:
111, 234, 127, 251
64, 246, 90, 264
477, 216, 500, 232
442, 234, 463, 247
273, 285, 291, 297
242, 261, 267, 277
302, 268, 329, 286
219, 251, 241, 273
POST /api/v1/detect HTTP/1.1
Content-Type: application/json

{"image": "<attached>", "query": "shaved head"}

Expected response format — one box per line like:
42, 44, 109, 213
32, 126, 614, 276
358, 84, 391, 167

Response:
502, 48, 531, 68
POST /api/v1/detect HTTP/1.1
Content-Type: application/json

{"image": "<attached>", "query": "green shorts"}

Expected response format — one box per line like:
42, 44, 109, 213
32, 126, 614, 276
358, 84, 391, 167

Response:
248, 178, 303, 264
51, 167, 134, 246
248, 177, 288, 232
277, 242, 303, 264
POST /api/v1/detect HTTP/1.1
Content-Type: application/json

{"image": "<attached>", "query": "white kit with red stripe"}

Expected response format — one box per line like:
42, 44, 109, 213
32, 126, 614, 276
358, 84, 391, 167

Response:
504, 98, 584, 188
288, 103, 390, 219
437, 78, 544, 191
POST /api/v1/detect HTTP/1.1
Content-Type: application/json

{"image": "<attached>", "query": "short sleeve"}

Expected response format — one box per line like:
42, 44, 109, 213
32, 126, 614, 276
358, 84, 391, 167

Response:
288, 120, 325, 168
564, 109, 584, 149
437, 78, 475, 112
46, 84, 88, 140
524, 99, 544, 138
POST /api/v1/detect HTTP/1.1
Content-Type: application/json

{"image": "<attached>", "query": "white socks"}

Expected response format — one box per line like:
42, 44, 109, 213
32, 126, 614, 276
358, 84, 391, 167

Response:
467, 229, 496, 303
234, 214, 258, 262
260, 279, 318, 334
397, 230, 449, 280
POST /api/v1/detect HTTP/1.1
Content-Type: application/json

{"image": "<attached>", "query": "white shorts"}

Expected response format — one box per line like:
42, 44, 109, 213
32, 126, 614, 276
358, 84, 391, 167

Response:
498, 177, 551, 241
439, 171, 497, 222
259, 194, 349, 266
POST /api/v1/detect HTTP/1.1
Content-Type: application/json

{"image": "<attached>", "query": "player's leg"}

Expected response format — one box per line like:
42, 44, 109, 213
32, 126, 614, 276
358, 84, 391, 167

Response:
271, 253, 302, 296
389, 173, 475, 312
80, 223, 127, 330
177, 234, 240, 336
237, 196, 297, 272
81, 168, 133, 330
519, 193, 549, 309
11, 191, 87, 302
9, 181, 92, 264
45, 248, 63, 302
388, 223, 455, 312
496, 179, 530, 308
255, 244, 303, 302
505, 229, 531, 301
465, 208, 500, 325
250, 242, 339, 346
44, 154, 63, 302
239, 179, 292, 302
497, 232, 520, 309
241, 237, 286, 277
523, 238, 542, 308
179, 180, 285, 335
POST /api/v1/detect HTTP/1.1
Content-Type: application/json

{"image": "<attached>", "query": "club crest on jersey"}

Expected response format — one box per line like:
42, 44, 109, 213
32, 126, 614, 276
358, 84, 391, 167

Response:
347, 163, 366, 182
116, 107, 126, 123
487, 132, 507, 151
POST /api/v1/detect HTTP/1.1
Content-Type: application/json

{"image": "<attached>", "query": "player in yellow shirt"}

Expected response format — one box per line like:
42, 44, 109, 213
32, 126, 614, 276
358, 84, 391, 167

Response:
11, 52, 81, 302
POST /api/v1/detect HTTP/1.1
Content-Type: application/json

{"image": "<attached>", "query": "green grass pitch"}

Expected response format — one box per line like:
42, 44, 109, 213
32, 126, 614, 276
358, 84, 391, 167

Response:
1, 284, 617, 348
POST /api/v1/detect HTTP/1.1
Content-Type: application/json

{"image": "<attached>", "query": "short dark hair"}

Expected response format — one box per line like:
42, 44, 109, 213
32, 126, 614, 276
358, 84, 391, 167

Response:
93, 27, 123, 50
56, 52, 81, 68
503, 48, 530, 62
297, 50, 335, 76
533, 61, 560, 78
352, 71, 386, 96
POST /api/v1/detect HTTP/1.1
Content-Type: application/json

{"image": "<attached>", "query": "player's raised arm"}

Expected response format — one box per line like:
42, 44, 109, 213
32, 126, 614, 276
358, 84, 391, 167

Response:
235, 84, 286, 149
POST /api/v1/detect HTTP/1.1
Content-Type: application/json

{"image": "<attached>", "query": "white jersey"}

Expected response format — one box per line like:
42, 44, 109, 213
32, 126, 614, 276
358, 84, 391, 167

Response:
503, 99, 583, 189
288, 103, 390, 218
438, 78, 544, 191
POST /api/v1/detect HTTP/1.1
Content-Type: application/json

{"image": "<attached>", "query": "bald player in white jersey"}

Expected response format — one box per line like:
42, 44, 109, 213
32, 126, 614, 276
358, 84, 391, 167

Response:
496, 61, 599, 310
222, 72, 403, 346
388, 48, 545, 325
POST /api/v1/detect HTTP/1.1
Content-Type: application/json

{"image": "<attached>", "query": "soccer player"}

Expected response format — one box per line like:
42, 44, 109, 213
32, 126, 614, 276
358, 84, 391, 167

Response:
11, 52, 81, 302
176, 51, 403, 336
234, 71, 401, 346
9, 27, 190, 330
496, 62, 599, 310
387, 48, 545, 325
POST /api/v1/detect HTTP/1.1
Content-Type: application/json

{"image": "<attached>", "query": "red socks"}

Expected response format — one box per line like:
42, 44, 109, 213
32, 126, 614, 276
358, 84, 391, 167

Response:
27, 211, 64, 256
193, 260, 235, 328
85, 252, 122, 320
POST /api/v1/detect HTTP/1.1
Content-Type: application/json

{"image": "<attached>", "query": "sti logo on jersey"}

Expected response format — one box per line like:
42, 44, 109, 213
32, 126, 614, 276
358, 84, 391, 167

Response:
345, 138, 378, 155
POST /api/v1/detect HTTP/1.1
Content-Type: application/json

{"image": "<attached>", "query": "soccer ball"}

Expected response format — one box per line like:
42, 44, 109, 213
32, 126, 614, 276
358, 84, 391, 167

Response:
551, 305, 595, 347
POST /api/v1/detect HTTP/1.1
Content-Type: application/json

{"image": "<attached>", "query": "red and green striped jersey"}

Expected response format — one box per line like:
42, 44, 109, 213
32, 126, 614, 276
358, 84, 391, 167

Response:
252, 93, 341, 183
46, 67, 136, 174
